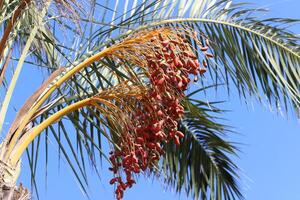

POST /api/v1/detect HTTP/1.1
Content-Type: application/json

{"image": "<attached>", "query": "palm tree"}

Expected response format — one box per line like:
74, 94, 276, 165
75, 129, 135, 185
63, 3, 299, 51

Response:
0, 0, 299, 199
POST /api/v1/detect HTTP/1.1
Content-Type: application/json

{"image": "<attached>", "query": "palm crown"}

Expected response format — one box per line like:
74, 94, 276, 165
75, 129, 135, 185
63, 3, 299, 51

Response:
0, 0, 299, 200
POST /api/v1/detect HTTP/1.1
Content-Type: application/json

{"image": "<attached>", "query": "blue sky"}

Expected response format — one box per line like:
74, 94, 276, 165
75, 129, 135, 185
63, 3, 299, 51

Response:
6, 0, 300, 200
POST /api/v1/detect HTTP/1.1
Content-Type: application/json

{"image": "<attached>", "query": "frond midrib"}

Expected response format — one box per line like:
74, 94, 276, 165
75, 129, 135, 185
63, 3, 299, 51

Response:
146, 18, 300, 58
107, 18, 299, 61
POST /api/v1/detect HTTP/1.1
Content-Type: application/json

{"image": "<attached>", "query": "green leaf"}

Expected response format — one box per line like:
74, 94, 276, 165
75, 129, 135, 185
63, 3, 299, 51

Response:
162, 98, 242, 200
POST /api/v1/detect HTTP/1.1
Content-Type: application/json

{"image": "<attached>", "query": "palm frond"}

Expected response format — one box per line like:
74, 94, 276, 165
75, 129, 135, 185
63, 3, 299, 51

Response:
78, 0, 300, 115
162, 96, 241, 200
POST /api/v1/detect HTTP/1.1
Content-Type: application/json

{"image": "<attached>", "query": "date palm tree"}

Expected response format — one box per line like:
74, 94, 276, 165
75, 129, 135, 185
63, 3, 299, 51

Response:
0, 0, 299, 199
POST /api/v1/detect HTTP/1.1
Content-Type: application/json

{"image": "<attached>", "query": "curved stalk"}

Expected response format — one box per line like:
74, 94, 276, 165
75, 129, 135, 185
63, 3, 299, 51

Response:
9, 98, 93, 165
5, 47, 113, 160
89, 18, 300, 60
8, 83, 146, 165
5, 28, 156, 160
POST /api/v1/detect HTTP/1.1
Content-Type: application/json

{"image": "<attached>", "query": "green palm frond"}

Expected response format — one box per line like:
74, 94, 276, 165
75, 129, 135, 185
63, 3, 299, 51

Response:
77, 0, 300, 115
22, 0, 300, 116
162, 96, 241, 200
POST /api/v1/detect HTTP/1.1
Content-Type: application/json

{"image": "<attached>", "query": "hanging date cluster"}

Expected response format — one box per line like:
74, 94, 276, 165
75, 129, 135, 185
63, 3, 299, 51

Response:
108, 30, 211, 200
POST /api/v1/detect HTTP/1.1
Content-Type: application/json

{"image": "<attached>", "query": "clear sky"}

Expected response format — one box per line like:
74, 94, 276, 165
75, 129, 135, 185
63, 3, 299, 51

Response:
6, 0, 300, 200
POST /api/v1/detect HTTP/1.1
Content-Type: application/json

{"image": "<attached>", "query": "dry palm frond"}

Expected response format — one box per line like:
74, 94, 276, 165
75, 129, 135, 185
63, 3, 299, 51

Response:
5, 68, 64, 142
0, 0, 31, 61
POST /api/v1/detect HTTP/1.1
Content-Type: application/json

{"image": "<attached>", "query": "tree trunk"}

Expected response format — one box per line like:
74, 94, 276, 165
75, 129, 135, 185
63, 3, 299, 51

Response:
1, 183, 29, 200
0, 158, 29, 200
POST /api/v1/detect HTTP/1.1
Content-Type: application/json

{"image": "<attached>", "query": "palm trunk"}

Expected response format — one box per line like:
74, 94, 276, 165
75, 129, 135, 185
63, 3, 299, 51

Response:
1, 183, 29, 200
0, 158, 29, 200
